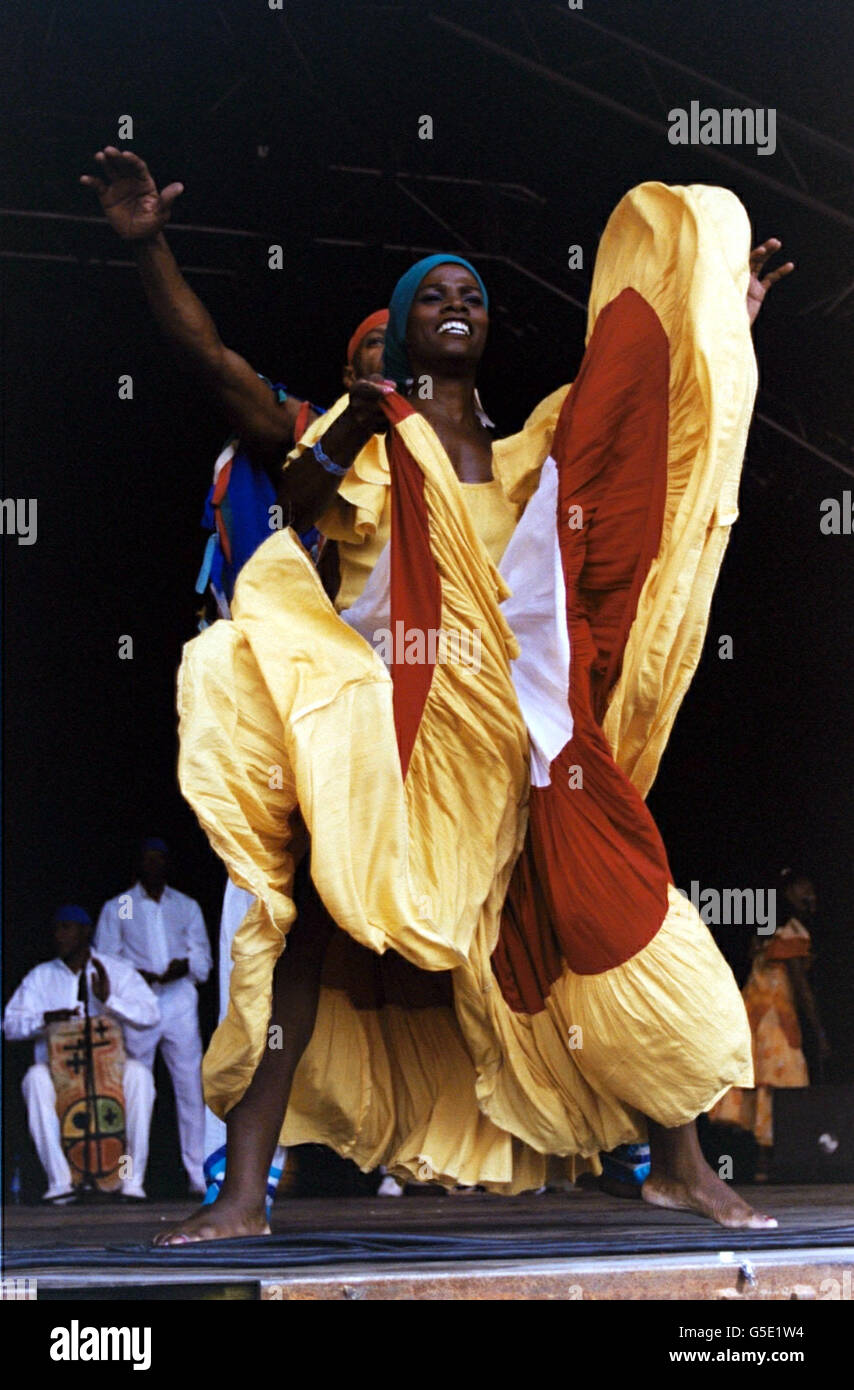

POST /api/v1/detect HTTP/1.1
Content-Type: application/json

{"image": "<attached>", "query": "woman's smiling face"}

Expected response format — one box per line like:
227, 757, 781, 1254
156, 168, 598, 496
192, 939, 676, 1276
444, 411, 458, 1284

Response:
405, 263, 488, 376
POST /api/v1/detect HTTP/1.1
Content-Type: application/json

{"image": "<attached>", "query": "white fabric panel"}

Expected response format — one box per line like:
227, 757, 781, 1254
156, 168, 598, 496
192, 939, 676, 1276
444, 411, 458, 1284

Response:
498, 455, 571, 786
339, 541, 392, 657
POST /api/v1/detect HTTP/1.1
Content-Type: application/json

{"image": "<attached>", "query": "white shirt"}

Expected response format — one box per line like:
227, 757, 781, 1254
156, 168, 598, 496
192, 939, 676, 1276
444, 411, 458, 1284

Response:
3, 951, 161, 1065
95, 884, 212, 1013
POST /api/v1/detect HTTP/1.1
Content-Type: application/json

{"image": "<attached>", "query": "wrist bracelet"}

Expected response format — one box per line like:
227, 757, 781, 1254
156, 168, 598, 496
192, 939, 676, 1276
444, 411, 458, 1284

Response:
312, 439, 349, 478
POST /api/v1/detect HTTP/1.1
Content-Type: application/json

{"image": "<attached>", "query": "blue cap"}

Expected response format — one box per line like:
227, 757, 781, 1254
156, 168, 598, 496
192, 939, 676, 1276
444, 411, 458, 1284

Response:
141, 837, 169, 855
53, 905, 92, 927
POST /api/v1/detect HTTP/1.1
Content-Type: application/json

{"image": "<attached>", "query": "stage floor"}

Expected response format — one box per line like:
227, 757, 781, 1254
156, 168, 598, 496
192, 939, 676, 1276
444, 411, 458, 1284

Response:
5, 1185, 853, 1300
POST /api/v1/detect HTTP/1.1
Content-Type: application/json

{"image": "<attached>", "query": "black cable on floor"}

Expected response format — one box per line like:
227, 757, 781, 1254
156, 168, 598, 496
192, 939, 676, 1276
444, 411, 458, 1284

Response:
5, 1222, 854, 1271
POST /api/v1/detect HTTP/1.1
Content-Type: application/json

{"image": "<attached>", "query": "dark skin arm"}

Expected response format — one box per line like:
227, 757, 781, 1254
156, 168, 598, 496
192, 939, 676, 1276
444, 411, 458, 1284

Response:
134, 233, 306, 460
277, 376, 393, 533
80, 147, 318, 463
138, 958, 189, 986
160, 958, 190, 983
91, 957, 110, 1002
786, 957, 830, 1057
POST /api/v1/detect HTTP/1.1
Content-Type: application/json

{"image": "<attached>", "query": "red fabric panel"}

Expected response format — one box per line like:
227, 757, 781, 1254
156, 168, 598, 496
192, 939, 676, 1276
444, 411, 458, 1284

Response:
384, 396, 444, 780
493, 288, 673, 1004
293, 400, 313, 445
491, 830, 564, 1015
212, 457, 234, 564
552, 289, 670, 723
214, 507, 232, 566
211, 457, 233, 506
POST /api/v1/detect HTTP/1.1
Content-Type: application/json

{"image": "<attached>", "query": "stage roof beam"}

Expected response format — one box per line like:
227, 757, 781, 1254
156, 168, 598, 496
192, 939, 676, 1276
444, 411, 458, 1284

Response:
430, 14, 854, 234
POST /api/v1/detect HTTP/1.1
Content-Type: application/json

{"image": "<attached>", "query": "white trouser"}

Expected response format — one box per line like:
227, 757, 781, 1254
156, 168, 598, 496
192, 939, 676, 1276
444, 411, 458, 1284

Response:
124, 988, 205, 1191
22, 1060, 154, 1199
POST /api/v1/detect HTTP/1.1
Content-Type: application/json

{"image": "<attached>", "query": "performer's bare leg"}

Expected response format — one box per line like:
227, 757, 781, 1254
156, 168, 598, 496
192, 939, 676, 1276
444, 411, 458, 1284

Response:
642, 1118, 777, 1228
154, 905, 334, 1245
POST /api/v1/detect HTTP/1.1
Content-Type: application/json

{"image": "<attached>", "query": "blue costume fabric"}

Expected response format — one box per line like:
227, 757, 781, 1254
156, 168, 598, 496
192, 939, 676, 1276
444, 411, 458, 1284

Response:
197, 381, 324, 618
601, 1142, 652, 1187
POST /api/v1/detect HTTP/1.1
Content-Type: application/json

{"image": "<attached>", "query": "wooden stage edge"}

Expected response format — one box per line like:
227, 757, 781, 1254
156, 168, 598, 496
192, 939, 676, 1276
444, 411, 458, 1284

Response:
6, 1187, 854, 1301
257, 1248, 854, 1301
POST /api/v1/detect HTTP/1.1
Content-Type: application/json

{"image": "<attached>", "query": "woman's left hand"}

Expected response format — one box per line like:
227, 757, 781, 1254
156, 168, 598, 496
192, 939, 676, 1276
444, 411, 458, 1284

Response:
747, 239, 795, 325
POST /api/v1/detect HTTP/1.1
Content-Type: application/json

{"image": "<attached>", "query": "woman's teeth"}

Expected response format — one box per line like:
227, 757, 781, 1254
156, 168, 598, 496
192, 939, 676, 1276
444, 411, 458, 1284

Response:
437, 320, 471, 336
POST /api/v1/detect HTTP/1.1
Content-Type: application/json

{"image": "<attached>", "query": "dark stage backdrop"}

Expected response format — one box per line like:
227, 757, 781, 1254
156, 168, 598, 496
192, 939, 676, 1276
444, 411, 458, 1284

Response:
2, 1, 853, 1190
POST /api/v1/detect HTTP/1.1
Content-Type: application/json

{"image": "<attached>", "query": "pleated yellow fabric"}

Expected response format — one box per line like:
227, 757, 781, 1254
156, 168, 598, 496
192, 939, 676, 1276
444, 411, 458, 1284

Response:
178, 182, 756, 1190
457, 886, 752, 1167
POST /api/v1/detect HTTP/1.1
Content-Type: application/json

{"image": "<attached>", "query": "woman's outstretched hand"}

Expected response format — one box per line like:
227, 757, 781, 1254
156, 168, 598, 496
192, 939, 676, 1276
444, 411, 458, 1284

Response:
747, 238, 795, 326
347, 375, 396, 436
80, 146, 184, 241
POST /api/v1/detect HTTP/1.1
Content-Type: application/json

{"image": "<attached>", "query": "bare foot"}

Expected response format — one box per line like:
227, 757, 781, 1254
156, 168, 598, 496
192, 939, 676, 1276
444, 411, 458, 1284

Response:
642, 1172, 777, 1229
152, 1196, 271, 1246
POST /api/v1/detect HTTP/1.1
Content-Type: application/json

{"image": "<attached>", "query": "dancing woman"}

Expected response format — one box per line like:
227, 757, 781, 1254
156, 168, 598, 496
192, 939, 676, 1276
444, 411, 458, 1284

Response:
163, 181, 792, 1242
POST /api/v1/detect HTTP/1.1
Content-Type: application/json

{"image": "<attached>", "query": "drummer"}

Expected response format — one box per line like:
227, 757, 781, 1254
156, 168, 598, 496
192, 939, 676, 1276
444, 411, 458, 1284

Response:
3, 905, 160, 1204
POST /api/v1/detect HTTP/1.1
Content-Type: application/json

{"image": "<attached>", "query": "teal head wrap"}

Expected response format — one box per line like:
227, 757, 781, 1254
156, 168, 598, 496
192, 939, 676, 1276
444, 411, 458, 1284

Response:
385, 254, 488, 388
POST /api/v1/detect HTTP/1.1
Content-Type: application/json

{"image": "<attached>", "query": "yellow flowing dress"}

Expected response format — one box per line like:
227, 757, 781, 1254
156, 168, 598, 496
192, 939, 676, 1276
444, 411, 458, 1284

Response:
177, 183, 756, 1191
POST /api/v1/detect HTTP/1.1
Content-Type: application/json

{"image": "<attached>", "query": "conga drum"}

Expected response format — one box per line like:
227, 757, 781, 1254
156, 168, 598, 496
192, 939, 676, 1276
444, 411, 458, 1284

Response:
47, 1016, 127, 1192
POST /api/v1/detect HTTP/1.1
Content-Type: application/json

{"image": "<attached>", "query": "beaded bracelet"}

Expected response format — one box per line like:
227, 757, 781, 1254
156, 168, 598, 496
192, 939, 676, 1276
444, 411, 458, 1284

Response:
312, 439, 349, 478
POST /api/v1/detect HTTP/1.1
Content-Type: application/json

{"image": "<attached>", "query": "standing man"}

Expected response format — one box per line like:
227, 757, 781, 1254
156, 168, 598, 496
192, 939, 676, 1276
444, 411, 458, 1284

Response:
3, 906, 159, 1203
95, 839, 212, 1195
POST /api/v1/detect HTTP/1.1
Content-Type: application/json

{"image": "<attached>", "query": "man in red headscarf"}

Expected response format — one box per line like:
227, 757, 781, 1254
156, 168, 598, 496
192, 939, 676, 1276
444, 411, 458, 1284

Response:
344, 312, 390, 389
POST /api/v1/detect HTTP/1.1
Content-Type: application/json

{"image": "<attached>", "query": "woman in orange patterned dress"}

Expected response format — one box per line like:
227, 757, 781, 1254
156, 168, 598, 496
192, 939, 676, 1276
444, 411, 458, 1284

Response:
710, 871, 829, 1177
